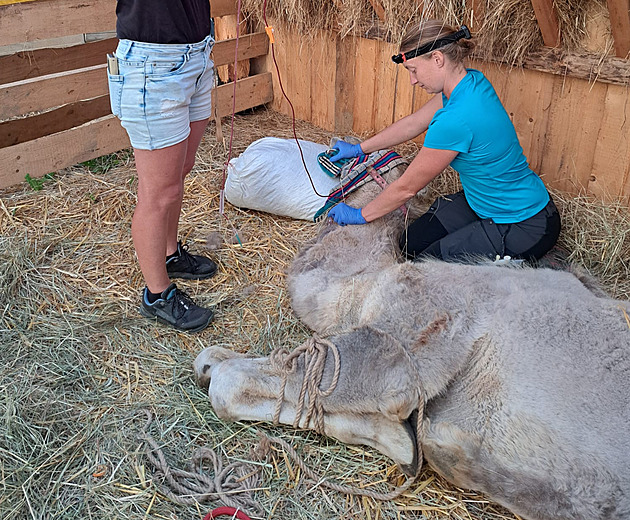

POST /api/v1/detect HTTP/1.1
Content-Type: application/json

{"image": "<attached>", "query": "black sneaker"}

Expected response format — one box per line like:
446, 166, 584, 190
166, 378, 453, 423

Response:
166, 241, 218, 280
139, 283, 214, 333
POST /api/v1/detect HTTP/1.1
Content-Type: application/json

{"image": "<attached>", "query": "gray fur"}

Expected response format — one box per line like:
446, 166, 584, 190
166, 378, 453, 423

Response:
195, 165, 630, 520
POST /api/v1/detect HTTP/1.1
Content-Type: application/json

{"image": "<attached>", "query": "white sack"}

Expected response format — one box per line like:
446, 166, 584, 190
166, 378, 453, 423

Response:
224, 137, 339, 221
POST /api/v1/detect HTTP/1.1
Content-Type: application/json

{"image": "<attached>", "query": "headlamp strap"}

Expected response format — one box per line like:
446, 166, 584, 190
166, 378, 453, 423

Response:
392, 25, 471, 64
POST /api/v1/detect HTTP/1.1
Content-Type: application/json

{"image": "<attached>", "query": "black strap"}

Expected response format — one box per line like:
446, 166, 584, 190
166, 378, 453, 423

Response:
392, 25, 471, 63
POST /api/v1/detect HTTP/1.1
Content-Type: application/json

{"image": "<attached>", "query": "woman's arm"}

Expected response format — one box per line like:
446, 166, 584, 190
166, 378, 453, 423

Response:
361, 146, 458, 222
360, 95, 443, 154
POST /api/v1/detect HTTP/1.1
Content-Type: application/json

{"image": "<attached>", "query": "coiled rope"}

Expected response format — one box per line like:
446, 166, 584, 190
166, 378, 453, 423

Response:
139, 410, 265, 515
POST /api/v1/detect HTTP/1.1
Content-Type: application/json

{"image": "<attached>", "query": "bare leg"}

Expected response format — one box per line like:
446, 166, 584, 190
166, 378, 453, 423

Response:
165, 119, 209, 256
132, 120, 209, 294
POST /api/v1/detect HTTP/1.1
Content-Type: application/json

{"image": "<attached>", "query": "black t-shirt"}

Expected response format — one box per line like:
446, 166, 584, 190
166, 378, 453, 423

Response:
116, 0, 211, 44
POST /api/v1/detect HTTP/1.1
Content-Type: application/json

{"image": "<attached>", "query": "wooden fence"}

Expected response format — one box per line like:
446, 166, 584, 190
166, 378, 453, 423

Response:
0, 0, 273, 189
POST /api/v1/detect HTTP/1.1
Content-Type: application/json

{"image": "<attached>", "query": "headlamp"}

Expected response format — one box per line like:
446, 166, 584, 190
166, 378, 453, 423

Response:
392, 25, 471, 64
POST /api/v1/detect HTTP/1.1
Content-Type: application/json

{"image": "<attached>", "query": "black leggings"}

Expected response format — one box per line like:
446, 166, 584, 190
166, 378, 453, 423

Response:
400, 192, 561, 262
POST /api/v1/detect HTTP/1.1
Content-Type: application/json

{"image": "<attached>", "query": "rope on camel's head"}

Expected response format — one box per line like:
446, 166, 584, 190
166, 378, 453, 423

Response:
270, 334, 341, 435
268, 332, 428, 500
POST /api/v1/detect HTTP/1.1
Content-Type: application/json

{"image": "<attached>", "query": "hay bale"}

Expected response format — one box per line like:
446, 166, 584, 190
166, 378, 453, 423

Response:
241, 0, 603, 64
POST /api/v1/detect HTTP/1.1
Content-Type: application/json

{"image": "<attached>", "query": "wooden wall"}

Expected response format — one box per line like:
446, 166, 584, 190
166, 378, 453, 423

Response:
263, 26, 630, 201
0, 0, 272, 189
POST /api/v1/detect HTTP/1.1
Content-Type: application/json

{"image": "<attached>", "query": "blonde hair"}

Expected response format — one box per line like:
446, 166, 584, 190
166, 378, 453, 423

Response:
400, 20, 475, 64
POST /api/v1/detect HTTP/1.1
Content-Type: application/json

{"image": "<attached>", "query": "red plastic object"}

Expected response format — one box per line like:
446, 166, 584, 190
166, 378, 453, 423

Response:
203, 507, 253, 520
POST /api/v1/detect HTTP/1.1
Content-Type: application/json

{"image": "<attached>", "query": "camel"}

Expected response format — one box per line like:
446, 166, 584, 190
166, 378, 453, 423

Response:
195, 159, 630, 520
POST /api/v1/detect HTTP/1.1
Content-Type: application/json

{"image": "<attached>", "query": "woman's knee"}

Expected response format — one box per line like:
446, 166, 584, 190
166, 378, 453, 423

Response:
400, 212, 449, 259
137, 180, 184, 209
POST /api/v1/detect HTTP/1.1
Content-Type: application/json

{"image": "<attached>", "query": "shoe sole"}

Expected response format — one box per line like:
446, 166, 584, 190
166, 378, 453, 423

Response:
139, 306, 214, 333
167, 267, 218, 281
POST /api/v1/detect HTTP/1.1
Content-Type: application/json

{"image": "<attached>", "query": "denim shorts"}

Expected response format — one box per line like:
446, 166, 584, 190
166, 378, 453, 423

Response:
107, 34, 215, 150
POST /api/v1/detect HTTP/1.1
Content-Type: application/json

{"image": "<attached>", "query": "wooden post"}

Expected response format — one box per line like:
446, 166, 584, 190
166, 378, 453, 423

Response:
606, 0, 630, 57
530, 0, 561, 47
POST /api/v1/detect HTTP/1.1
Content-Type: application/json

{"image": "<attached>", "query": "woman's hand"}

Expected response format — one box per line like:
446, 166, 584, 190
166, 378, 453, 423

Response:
329, 141, 364, 162
328, 203, 367, 226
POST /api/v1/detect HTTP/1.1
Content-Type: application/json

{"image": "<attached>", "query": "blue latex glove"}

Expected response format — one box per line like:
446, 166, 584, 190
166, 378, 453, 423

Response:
328, 203, 367, 226
329, 140, 363, 162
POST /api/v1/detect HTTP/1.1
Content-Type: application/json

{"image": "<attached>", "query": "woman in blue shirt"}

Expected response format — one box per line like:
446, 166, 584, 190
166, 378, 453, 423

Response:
328, 20, 560, 262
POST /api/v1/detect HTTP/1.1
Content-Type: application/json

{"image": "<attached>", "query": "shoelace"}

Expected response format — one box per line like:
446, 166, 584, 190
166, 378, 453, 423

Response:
177, 243, 199, 269
172, 289, 194, 318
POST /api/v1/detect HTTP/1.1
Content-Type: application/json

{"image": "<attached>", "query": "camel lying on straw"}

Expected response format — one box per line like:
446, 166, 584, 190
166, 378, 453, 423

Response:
195, 162, 630, 520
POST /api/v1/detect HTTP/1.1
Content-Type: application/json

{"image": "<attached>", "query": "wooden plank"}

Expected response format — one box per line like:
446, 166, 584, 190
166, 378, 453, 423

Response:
214, 13, 250, 82
0, 115, 130, 188
288, 35, 312, 122
0, 95, 111, 148
0, 0, 117, 46
0, 32, 268, 86
520, 47, 630, 86
539, 75, 608, 193
589, 83, 630, 199
266, 23, 291, 116
210, 0, 237, 18
0, 38, 116, 85
310, 30, 336, 131
211, 72, 274, 118
373, 40, 397, 132
352, 38, 379, 134
392, 61, 415, 124
530, 0, 561, 47
606, 0, 630, 57
1, 64, 107, 120
212, 32, 269, 68
334, 34, 356, 134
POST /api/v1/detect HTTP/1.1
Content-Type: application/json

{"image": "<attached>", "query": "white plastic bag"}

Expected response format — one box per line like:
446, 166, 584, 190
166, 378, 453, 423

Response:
224, 137, 339, 221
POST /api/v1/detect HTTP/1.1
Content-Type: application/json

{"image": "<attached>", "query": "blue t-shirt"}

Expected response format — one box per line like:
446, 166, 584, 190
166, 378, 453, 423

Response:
423, 69, 549, 223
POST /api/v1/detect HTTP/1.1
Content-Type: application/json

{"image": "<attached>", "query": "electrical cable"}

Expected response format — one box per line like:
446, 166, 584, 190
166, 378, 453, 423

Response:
261, 0, 328, 198
219, 0, 243, 245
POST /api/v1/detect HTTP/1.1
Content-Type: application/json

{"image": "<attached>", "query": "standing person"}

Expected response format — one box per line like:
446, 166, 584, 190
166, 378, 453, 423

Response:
328, 20, 561, 263
107, 1, 218, 332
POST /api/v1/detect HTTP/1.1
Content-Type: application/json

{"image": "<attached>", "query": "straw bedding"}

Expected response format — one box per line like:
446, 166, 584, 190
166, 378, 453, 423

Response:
1, 108, 628, 520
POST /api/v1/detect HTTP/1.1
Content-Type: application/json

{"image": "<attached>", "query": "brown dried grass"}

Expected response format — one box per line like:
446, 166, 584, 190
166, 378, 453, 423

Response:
0, 108, 628, 520
241, 0, 605, 64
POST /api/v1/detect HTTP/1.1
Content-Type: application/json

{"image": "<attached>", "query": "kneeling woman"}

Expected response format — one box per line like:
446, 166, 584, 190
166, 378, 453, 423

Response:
328, 20, 561, 262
